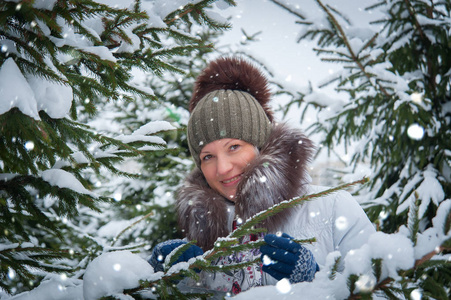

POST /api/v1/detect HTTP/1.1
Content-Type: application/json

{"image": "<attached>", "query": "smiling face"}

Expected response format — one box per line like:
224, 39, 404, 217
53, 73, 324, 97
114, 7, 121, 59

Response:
200, 138, 257, 201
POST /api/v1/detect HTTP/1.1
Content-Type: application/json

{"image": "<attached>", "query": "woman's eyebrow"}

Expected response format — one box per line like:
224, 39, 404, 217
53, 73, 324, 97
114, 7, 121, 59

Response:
223, 139, 237, 148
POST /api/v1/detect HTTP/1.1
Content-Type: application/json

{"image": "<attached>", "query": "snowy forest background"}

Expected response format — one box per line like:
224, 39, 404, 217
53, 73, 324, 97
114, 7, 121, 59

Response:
0, 0, 450, 299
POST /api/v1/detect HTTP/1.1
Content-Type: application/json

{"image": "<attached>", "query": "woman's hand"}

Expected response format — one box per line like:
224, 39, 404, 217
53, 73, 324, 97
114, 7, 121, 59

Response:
148, 239, 203, 272
260, 233, 319, 283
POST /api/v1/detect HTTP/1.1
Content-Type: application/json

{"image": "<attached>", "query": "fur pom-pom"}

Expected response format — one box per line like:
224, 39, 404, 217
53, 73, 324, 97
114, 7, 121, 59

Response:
190, 57, 274, 121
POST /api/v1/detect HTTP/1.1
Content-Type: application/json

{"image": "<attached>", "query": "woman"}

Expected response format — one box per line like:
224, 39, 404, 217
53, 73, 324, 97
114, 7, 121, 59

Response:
148, 57, 375, 295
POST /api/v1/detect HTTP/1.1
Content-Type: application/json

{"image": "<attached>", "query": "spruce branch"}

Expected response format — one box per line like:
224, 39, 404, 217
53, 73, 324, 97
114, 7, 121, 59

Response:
164, 0, 235, 28
165, 4, 199, 26
165, 241, 201, 270
0, 245, 73, 294
329, 256, 342, 280
205, 256, 262, 273
111, 211, 154, 247
407, 191, 421, 246
348, 240, 450, 300
231, 177, 370, 239
402, 0, 427, 42
372, 258, 383, 283
402, 0, 437, 93
315, 0, 390, 97
1, 0, 239, 294
270, 0, 306, 19
413, 245, 448, 268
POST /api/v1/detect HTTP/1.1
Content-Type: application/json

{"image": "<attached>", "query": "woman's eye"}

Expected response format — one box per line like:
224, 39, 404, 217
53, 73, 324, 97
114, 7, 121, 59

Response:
230, 144, 240, 151
202, 154, 212, 161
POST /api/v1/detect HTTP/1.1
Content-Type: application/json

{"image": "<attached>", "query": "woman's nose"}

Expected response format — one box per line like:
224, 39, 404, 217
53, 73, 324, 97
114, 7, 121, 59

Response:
216, 156, 233, 175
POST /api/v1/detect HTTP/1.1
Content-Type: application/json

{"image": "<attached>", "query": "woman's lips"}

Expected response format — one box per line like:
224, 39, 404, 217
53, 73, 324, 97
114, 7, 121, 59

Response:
221, 174, 242, 185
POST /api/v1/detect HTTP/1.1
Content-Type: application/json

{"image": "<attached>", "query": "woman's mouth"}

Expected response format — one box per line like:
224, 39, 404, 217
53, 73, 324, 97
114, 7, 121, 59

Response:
221, 174, 241, 184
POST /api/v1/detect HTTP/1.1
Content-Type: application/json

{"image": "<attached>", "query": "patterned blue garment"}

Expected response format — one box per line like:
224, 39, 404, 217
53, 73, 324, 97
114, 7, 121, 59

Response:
260, 233, 318, 283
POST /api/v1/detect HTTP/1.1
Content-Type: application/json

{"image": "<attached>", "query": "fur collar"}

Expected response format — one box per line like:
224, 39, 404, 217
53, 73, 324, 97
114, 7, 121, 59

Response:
176, 123, 315, 250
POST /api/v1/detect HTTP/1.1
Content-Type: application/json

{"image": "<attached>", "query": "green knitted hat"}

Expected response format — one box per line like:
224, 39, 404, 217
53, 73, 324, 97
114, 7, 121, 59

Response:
187, 89, 272, 167
187, 57, 274, 168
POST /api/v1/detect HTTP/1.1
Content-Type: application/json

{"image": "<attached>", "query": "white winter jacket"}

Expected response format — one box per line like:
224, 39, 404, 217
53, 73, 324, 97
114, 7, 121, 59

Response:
265, 184, 376, 284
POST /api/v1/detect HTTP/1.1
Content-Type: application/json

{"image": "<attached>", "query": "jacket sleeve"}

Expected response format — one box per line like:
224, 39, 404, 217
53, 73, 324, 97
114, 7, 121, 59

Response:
332, 190, 376, 261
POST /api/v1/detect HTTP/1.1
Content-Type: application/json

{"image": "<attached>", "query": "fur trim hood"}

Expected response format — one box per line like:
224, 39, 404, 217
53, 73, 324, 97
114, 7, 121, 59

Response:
176, 124, 315, 251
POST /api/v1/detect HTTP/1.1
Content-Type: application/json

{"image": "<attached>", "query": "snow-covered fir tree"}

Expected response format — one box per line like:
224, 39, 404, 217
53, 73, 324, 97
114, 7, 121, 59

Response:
271, 0, 451, 298
90, 26, 231, 252
0, 0, 235, 296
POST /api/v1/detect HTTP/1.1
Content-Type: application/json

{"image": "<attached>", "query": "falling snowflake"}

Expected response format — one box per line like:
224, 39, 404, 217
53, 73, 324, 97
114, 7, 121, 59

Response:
335, 216, 349, 230
25, 141, 34, 151
407, 123, 424, 140
276, 278, 292, 294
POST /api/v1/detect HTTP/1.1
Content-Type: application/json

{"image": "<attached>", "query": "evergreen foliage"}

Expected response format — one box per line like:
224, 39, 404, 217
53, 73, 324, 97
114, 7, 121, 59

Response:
274, 0, 450, 232
271, 0, 451, 298
90, 25, 234, 254
0, 0, 235, 295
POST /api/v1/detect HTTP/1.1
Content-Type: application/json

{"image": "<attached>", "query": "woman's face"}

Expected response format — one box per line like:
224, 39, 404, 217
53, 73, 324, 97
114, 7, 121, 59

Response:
200, 138, 257, 201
